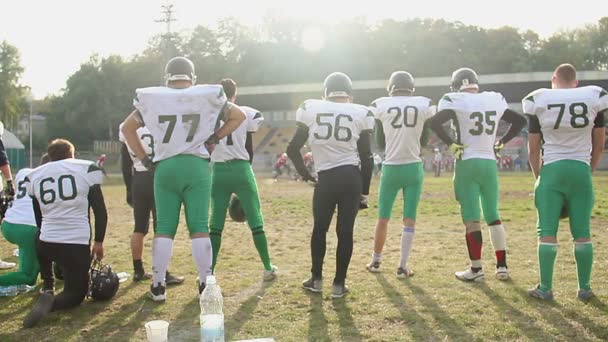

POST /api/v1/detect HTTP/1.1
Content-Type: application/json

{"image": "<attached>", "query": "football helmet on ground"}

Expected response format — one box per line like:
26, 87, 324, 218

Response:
89, 260, 119, 301
228, 195, 247, 223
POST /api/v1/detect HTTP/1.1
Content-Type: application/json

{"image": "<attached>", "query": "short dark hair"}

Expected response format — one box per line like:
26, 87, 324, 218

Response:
220, 78, 237, 99
47, 139, 75, 161
39, 153, 51, 165
554, 63, 577, 83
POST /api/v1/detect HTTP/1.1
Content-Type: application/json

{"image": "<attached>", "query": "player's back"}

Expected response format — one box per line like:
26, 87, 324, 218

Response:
438, 91, 508, 160
522, 86, 608, 165
27, 159, 104, 244
4, 168, 36, 226
296, 99, 374, 172
134, 84, 226, 162
211, 106, 263, 162
372, 96, 435, 165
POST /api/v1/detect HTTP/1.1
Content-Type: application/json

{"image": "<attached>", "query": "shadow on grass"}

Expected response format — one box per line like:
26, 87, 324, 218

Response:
307, 293, 328, 342
331, 299, 364, 342
225, 281, 275, 340
512, 286, 594, 342
476, 284, 557, 340
374, 273, 442, 341
406, 282, 476, 341
557, 296, 608, 340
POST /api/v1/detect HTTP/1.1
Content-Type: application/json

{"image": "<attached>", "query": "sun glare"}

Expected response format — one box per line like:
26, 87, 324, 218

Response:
301, 27, 325, 52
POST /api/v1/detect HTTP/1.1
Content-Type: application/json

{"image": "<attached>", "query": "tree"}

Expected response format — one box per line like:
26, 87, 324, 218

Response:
0, 41, 28, 124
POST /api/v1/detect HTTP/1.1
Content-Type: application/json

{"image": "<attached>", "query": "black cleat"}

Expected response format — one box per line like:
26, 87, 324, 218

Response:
165, 271, 185, 286
198, 282, 206, 295
133, 270, 152, 282
148, 284, 166, 302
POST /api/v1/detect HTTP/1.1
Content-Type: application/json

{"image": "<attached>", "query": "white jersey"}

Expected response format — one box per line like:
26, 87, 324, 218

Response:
211, 106, 263, 162
522, 86, 608, 165
25, 159, 104, 245
371, 96, 436, 165
4, 168, 36, 227
438, 91, 508, 160
296, 99, 375, 172
133, 85, 227, 161
118, 123, 154, 172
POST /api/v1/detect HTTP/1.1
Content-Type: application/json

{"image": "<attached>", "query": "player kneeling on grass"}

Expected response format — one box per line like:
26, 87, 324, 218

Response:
366, 71, 436, 278
429, 67, 526, 282
209, 78, 277, 281
119, 123, 184, 285
122, 57, 245, 302
287, 72, 374, 299
23, 139, 107, 328
524, 63, 607, 301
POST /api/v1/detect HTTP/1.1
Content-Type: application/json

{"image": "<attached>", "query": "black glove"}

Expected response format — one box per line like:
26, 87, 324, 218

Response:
126, 188, 133, 208
142, 156, 155, 171
359, 194, 369, 210
5, 180, 14, 197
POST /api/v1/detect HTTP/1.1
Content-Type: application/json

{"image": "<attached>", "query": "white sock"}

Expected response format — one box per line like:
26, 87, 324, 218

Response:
399, 227, 415, 269
192, 237, 213, 285
372, 252, 382, 262
152, 237, 173, 286
488, 224, 507, 251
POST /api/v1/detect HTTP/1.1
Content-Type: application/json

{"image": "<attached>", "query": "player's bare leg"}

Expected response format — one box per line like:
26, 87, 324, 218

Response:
367, 218, 389, 272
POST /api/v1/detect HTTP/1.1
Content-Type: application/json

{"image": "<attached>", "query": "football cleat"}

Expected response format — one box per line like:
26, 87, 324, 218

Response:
577, 289, 594, 302
451, 67, 479, 92
455, 268, 485, 282
302, 277, 323, 293
263, 265, 278, 281
387, 71, 415, 95
527, 284, 554, 301
396, 267, 414, 279
0, 259, 16, 269
495, 267, 509, 280
133, 270, 152, 282
165, 271, 185, 286
198, 282, 206, 295
148, 284, 166, 302
331, 283, 350, 299
366, 260, 381, 273
323, 72, 352, 99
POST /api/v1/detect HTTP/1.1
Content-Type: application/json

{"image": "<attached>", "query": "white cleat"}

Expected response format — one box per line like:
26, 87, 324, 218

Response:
263, 265, 278, 281
455, 268, 485, 282
366, 260, 381, 273
495, 267, 509, 280
0, 260, 16, 269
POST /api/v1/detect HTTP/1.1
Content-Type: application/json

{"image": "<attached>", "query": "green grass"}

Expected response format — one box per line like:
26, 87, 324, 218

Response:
1, 172, 608, 341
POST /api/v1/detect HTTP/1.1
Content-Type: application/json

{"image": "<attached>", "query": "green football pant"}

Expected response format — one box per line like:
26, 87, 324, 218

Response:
453, 158, 501, 224
534, 160, 594, 239
154, 155, 211, 237
210, 160, 264, 230
0, 222, 39, 286
377, 162, 424, 220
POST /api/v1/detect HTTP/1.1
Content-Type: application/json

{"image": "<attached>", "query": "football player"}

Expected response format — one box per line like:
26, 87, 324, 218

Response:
23, 139, 107, 328
524, 64, 607, 301
121, 57, 246, 301
429, 68, 526, 282
366, 71, 436, 278
0, 121, 16, 270
0, 166, 38, 286
287, 72, 374, 298
209, 78, 277, 280
119, 123, 184, 285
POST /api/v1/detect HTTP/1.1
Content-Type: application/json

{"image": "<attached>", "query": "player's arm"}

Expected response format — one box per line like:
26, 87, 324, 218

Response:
498, 109, 527, 145
286, 123, 315, 182
245, 132, 254, 163
210, 103, 247, 143
420, 120, 431, 147
374, 119, 386, 150
89, 184, 108, 260
358, 130, 373, 196
32, 196, 42, 229
0, 138, 14, 195
120, 143, 134, 206
527, 115, 543, 179
429, 109, 457, 145
121, 110, 151, 166
591, 111, 606, 172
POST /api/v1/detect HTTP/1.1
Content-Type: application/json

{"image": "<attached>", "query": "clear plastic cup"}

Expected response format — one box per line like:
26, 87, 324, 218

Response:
144, 320, 169, 342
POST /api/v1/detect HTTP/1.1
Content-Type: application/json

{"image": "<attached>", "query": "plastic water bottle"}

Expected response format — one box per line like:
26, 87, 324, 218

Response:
200, 275, 224, 342
116, 272, 130, 283
0, 284, 35, 296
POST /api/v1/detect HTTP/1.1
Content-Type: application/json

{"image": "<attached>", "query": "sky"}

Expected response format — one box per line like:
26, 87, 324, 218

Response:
0, 0, 605, 98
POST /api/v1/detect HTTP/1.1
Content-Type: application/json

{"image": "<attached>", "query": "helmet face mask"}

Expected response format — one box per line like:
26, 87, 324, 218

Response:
323, 72, 353, 100
164, 56, 197, 86
450, 67, 479, 92
89, 260, 119, 301
387, 71, 415, 96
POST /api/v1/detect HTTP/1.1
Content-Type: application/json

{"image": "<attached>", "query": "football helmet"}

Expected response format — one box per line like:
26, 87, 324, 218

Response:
228, 195, 246, 223
450, 67, 479, 92
89, 260, 119, 301
387, 71, 415, 95
323, 72, 352, 99
164, 56, 197, 85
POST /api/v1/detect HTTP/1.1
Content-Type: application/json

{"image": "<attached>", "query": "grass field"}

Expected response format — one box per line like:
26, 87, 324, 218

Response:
1, 172, 608, 341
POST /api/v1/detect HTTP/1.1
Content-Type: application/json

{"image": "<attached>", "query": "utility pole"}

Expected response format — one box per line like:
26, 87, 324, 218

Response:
155, 1, 177, 84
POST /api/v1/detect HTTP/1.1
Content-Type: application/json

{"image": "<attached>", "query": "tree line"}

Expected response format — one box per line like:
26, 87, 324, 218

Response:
1, 16, 607, 149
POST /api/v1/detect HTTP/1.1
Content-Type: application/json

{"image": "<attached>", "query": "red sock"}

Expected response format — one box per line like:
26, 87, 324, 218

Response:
495, 250, 507, 268
465, 231, 483, 262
